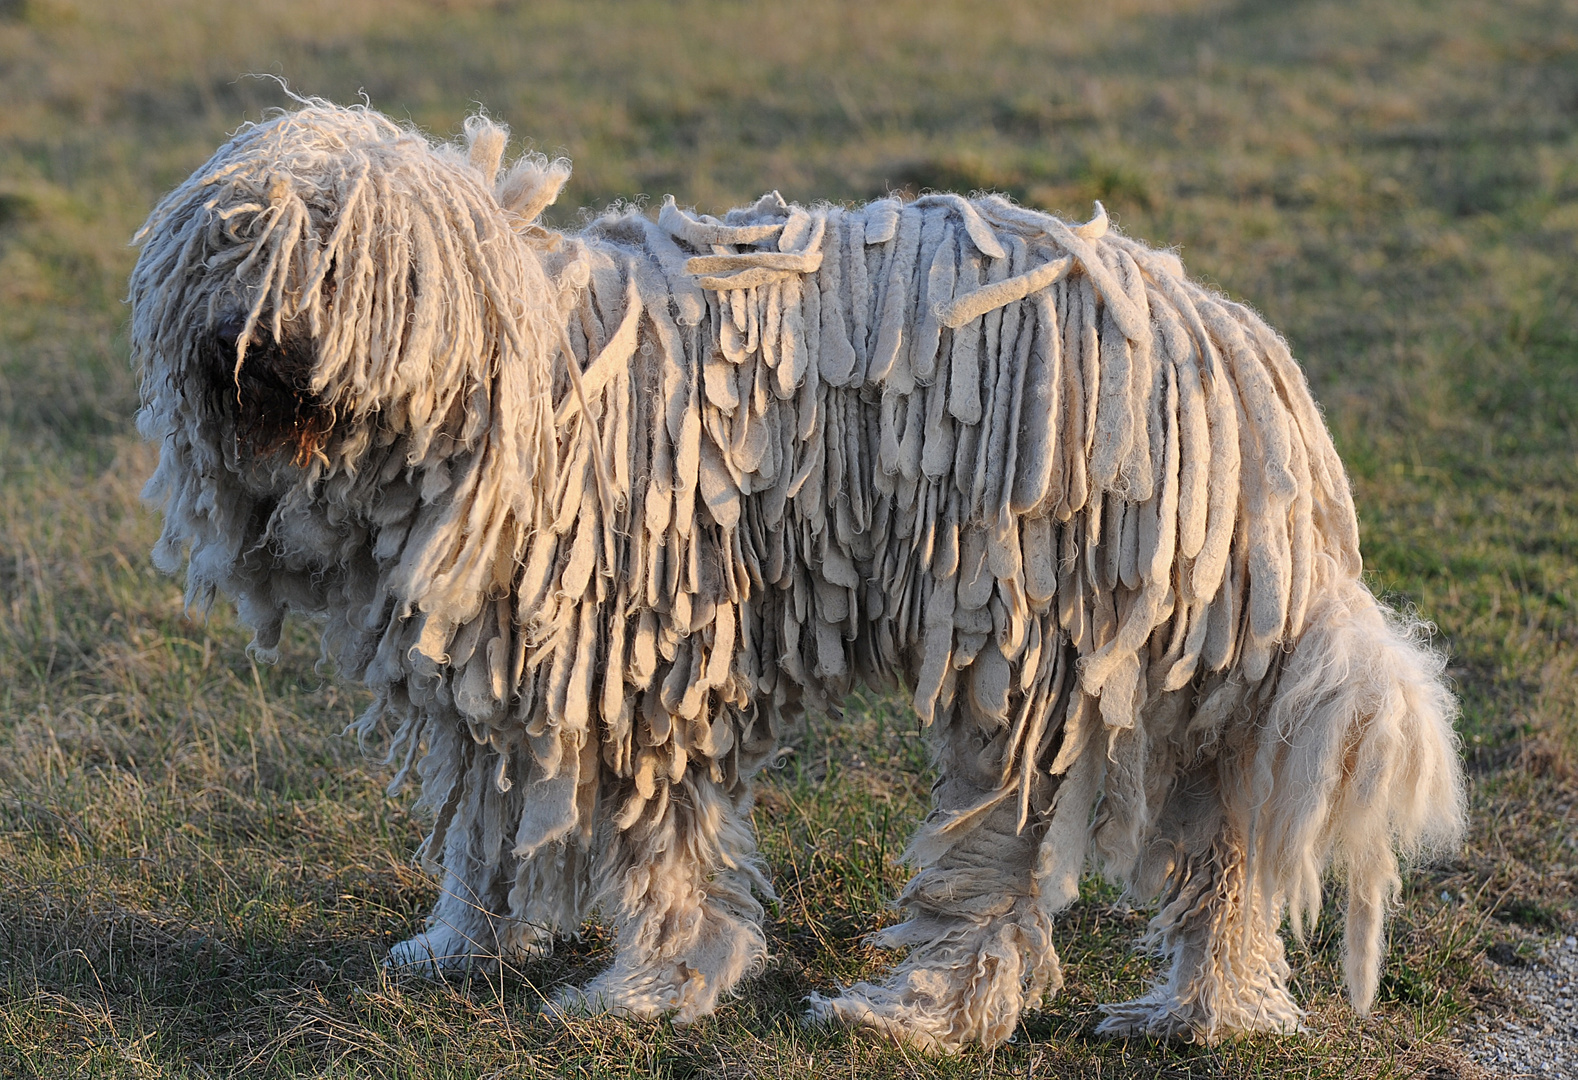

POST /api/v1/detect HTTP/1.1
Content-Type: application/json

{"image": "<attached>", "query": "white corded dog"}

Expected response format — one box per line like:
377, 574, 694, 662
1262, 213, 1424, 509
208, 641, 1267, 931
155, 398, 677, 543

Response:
128, 102, 1465, 1050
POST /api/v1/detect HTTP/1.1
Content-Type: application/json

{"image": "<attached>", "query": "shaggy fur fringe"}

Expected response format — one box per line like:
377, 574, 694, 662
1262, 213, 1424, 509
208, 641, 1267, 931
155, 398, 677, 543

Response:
129, 101, 1466, 1050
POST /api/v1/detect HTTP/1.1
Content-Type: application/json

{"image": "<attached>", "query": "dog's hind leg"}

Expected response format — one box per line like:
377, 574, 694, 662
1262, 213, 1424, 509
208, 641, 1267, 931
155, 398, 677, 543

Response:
1098, 577, 1464, 1041
1094, 772, 1304, 1042
550, 768, 771, 1023
1088, 675, 1306, 1042
806, 693, 1066, 1051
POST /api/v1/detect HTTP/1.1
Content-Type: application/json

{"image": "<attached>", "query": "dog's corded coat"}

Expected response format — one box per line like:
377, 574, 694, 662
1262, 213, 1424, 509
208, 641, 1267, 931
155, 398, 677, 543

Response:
129, 104, 1465, 1049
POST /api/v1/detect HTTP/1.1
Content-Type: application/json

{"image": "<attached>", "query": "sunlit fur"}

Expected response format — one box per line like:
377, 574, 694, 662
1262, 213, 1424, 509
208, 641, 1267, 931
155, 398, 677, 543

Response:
129, 101, 1466, 1051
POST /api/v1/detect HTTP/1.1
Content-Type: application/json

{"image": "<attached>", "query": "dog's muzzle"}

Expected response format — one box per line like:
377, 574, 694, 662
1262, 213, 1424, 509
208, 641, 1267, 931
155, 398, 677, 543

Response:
209, 312, 333, 466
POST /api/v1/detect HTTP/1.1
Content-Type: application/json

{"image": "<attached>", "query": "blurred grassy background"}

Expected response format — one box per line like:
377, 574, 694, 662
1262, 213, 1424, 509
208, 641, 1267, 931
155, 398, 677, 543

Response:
1, 0, 1575, 1076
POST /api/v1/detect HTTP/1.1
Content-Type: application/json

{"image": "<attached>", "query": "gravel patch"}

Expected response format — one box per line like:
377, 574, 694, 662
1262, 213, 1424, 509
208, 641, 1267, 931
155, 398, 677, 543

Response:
1465, 934, 1578, 1078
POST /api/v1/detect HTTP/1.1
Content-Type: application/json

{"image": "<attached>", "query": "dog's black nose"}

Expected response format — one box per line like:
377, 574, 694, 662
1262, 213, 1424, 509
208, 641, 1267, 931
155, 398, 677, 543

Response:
216, 311, 248, 354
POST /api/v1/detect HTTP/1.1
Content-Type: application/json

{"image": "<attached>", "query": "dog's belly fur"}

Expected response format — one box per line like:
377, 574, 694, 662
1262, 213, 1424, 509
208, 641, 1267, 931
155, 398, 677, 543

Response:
128, 105, 1466, 1051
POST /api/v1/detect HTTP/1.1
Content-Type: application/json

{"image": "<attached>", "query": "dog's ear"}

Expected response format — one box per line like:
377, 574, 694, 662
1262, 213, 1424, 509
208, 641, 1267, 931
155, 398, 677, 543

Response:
464, 114, 508, 188
461, 113, 571, 226
496, 153, 571, 224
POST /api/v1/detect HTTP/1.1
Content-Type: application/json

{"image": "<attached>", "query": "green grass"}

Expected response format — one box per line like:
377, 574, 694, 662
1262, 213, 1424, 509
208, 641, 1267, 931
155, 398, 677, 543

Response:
3, 0, 1576, 1075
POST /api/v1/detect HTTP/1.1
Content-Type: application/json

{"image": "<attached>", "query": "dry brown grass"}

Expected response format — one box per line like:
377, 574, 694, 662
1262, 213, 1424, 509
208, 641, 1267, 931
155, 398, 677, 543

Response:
3, 0, 1576, 1075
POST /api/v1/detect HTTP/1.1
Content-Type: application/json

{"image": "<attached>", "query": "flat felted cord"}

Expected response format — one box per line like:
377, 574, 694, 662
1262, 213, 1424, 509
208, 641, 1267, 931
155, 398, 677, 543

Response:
527, 186, 1349, 803
128, 105, 1466, 1049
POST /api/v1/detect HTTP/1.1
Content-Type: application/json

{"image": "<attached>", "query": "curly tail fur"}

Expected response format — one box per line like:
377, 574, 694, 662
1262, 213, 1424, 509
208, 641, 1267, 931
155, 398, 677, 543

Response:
1100, 574, 1465, 1041
1255, 576, 1465, 1012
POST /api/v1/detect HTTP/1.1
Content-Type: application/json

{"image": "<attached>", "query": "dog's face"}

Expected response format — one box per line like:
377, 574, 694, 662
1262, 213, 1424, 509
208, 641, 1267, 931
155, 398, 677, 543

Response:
132, 105, 561, 487
200, 307, 330, 469
131, 109, 377, 488
130, 104, 565, 645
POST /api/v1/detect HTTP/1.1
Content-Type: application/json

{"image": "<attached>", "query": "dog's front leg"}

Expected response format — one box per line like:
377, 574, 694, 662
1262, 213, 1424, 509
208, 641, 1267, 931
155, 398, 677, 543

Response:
551, 766, 771, 1023
387, 731, 589, 974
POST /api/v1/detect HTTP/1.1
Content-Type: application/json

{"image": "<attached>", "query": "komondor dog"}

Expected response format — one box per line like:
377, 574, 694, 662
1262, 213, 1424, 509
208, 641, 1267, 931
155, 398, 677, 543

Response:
128, 102, 1466, 1050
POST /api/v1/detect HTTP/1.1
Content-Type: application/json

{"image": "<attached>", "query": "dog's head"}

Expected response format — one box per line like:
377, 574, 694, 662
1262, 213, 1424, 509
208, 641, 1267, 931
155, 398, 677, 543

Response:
129, 102, 570, 653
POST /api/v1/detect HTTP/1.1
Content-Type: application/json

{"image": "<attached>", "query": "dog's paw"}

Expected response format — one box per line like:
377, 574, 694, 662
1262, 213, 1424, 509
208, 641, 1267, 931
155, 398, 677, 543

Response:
385, 929, 488, 976
549, 978, 665, 1023
1093, 995, 1198, 1041
547, 962, 716, 1024
803, 910, 1056, 1052
544, 982, 650, 1021
803, 987, 953, 1052
387, 920, 556, 978
1095, 988, 1303, 1043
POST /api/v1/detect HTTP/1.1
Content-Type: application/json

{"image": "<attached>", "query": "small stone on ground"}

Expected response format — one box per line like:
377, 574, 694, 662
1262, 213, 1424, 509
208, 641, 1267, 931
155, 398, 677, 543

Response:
1464, 934, 1577, 1078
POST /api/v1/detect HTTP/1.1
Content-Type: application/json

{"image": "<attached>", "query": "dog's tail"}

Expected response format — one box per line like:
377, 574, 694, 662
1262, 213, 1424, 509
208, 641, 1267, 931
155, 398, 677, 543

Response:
1248, 570, 1465, 1013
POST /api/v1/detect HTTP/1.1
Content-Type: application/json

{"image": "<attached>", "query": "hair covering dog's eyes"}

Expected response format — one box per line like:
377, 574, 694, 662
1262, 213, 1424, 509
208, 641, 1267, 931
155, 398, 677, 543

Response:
127, 101, 1466, 1049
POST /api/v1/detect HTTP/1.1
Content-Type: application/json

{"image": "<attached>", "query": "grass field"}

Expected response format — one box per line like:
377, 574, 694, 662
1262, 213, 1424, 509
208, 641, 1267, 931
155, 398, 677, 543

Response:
2, 0, 1576, 1075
